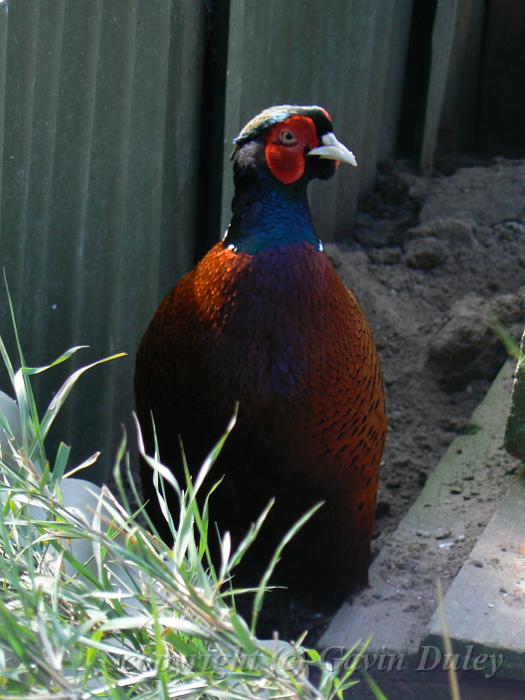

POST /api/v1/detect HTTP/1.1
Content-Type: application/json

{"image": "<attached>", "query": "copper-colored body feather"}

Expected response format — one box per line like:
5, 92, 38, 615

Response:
135, 240, 386, 607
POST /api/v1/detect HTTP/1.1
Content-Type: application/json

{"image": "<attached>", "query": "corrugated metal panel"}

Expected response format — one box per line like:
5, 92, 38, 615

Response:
359, 0, 403, 193
479, 0, 525, 156
420, 0, 459, 170
0, 2, 8, 238
0, 0, 206, 479
220, 0, 412, 240
438, 0, 486, 155
377, 0, 413, 163
434, 0, 525, 158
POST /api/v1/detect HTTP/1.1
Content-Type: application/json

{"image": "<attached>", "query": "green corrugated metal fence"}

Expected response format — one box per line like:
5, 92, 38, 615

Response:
0, 0, 207, 478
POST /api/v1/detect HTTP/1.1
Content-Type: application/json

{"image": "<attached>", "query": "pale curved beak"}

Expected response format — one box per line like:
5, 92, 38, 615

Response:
307, 132, 357, 167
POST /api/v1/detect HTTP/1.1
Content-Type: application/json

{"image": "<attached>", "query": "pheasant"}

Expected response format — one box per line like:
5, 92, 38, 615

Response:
135, 105, 386, 609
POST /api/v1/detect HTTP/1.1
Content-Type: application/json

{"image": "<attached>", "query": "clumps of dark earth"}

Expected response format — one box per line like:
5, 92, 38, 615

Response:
290, 158, 525, 642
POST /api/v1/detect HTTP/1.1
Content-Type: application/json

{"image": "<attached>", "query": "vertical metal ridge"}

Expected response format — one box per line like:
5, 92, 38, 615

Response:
104, 0, 139, 465
0, 3, 8, 238
26, 0, 66, 368
420, 0, 460, 170
16, 1, 40, 304
107, 0, 138, 345
144, 3, 172, 306
330, 0, 378, 237
2, 1, 39, 312
220, 0, 246, 236
194, 0, 231, 257
63, 0, 103, 445
378, 0, 414, 163
158, 0, 207, 289
360, 0, 396, 193
68, 0, 103, 339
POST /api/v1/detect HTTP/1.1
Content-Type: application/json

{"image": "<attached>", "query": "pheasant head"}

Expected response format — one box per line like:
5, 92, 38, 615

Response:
225, 105, 356, 253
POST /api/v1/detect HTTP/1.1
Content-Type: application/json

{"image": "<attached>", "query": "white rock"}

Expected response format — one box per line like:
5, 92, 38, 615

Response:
30, 478, 143, 609
0, 390, 22, 452
0, 392, 142, 610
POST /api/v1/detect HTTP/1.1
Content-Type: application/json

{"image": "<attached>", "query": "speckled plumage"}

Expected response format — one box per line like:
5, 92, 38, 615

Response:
135, 105, 386, 608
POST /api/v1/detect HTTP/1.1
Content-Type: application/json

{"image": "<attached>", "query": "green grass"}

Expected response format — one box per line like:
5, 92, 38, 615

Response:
0, 321, 374, 697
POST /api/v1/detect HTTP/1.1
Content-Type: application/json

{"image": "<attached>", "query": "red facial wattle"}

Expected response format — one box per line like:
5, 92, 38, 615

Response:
264, 115, 320, 185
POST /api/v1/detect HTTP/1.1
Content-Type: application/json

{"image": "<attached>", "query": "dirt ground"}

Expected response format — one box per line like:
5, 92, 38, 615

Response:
331, 157, 525, 553
291, 157, 525, 641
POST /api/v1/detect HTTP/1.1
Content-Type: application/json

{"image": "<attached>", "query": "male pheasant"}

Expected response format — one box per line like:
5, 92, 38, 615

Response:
135, 105, 386, 609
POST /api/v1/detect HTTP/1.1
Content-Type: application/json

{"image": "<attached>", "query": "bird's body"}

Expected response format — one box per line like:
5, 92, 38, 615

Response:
135, 105, 386, 609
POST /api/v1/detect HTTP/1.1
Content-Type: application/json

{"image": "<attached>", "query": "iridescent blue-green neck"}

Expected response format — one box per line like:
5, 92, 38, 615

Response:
223, 169, 322, 255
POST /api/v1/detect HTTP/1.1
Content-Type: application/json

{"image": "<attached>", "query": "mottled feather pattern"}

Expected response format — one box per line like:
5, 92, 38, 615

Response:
136, 240, 385, 602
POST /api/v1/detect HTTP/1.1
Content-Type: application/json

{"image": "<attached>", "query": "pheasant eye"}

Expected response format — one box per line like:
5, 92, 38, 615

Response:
279, 130, 297, 146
